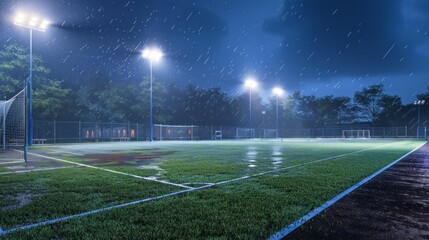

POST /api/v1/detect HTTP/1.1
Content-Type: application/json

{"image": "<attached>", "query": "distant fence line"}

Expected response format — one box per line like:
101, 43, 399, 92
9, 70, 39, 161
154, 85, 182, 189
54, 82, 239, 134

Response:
33, 120, 428, 144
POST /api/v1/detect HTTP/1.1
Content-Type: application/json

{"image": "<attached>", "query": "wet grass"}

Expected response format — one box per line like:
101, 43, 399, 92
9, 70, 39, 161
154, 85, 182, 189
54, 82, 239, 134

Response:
0, 140, 424, 239
0, 168, 180, 229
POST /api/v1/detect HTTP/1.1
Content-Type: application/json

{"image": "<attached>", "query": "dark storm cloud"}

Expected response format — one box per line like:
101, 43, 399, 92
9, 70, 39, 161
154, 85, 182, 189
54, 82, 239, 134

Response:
263, 0, 429, 80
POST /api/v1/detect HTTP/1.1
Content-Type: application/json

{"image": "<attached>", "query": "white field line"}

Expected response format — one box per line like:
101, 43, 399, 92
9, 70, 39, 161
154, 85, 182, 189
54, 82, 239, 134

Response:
51, 150, 84, 156
0, 161, 24, 165
0, 166, 79, 175
0, 141, 412, 236
0, 185, 213, 235
268, 141, 428, 240
24, 151, 193, 190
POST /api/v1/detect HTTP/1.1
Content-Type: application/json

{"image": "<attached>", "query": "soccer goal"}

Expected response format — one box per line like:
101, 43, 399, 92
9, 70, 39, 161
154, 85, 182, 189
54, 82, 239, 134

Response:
0, 88, 28, 162
262, 129, 277, 139
342, 130, 371, 139
236, 128, 255, 139
154, 124, 197, 141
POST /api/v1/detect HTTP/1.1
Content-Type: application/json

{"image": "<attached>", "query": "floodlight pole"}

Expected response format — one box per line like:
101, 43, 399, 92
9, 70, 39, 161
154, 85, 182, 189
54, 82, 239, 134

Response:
29, 29, 33, 146
249, 90, 252, 129
14, 15, 49, 145
2, 96, 5, 150
276, 96, 279, 138
149, 59, 153, 142
417, 104, 421, 139
414, 100, 425, 139
142, 47, 163, 142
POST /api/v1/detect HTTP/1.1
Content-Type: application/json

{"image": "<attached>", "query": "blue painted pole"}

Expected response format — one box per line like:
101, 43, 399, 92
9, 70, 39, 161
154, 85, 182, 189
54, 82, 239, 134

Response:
417, 105, 420, 139
276, 96, 279, 138
249, 90, 252, 129
2, 96, 5, 150
149, 60, 153, 142
29, 29, 33, 146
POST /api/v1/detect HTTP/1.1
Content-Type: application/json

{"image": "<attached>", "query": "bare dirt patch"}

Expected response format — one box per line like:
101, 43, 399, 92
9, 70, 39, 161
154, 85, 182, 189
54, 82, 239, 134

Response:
84, 151, 176, 166
1, 193, 43, 210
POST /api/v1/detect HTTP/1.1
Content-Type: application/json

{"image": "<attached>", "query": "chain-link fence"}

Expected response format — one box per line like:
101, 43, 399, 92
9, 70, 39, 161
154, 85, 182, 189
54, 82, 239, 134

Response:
33, 120, 428, 144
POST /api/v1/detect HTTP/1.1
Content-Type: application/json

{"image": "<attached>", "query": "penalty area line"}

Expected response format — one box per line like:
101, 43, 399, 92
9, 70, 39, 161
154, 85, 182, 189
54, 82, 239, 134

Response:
268, 141, 427, 240
22, 151, 193, 190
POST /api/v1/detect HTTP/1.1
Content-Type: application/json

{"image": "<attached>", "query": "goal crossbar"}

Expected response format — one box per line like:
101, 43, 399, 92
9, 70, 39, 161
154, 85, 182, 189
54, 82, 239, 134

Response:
342, 130, 371, 139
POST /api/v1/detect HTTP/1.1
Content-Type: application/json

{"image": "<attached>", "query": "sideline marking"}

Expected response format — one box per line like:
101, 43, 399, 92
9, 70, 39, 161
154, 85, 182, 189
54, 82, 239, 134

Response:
0, 166, 78, 175
23, 152, 193, 190
0, 161, 24, 165
268, 141, 427, 240
0, 141, 408, 236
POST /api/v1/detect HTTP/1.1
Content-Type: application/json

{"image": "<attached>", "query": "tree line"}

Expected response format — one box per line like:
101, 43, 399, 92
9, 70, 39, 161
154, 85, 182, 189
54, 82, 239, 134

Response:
1, 44, 427, 129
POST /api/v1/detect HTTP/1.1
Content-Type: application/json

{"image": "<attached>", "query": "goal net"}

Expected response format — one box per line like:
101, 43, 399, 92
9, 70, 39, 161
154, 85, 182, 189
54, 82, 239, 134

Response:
236, 128, 255, 139
263, 129, 277, 139
0, 88, 27, 162
154, 124, 196, 140
342, 130, 370, 139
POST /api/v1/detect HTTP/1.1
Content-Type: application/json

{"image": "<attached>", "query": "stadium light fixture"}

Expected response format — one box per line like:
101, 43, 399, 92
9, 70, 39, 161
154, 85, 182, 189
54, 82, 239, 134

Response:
272, 87, 285, 138
142, 47, 164, 142
142, 48, 163, 62
244, 78, 258, 132
414, 100, 426, 139
244, 78, 258, 90
14, 11, 50, 146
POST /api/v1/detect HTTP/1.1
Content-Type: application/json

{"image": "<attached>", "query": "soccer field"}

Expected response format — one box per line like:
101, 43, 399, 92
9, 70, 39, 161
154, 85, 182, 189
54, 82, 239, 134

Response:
0, 139, 425, 239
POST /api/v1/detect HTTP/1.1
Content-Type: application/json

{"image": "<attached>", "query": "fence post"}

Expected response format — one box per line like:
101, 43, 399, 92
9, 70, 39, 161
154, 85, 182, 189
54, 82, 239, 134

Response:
127, 121, 130, 139
405, 126, 407, 138
136, 123, 139, 141
53, 119, 56, 144
425, 126, 428, 140
2, 96, 5, 150
79, 121, 81, 143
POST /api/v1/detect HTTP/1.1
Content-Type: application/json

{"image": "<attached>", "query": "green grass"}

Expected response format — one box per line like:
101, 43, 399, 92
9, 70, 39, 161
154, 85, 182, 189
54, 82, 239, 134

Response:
0, 139, 424, 239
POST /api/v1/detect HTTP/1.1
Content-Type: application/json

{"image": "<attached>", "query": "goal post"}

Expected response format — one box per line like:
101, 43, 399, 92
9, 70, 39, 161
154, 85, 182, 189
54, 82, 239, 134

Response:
0, 88, 28, 162
154, 124, 196, 141
262, 129, 277, 139
342, 130, 371, 139
236, 128, 255, 139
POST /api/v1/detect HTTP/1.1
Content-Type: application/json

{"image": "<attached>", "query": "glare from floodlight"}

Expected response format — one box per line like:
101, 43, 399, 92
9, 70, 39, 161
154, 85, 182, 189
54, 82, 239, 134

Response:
244, 78, 258, 90
14, 11, 49, 32
142, 47, 164, 62
39, 20, 50, 30
272, 87, 284, 97
14, 12, 26, 24
29, 16, 38, 26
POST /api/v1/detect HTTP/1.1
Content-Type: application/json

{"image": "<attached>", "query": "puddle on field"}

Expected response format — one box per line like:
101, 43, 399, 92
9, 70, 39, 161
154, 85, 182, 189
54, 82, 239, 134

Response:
137, 165, 165, 180
271, 146, 284, 169
84, 151, 176, 166
245, 147, 258, 169
244, 146, 286, 171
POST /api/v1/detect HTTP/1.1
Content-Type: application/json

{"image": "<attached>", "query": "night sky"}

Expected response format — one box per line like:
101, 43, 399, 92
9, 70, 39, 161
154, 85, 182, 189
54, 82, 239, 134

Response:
1, 0, 428, 103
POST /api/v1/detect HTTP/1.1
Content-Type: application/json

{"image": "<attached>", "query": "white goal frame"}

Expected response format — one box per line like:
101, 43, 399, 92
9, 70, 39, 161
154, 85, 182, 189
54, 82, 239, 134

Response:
342, 130, 371, 139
